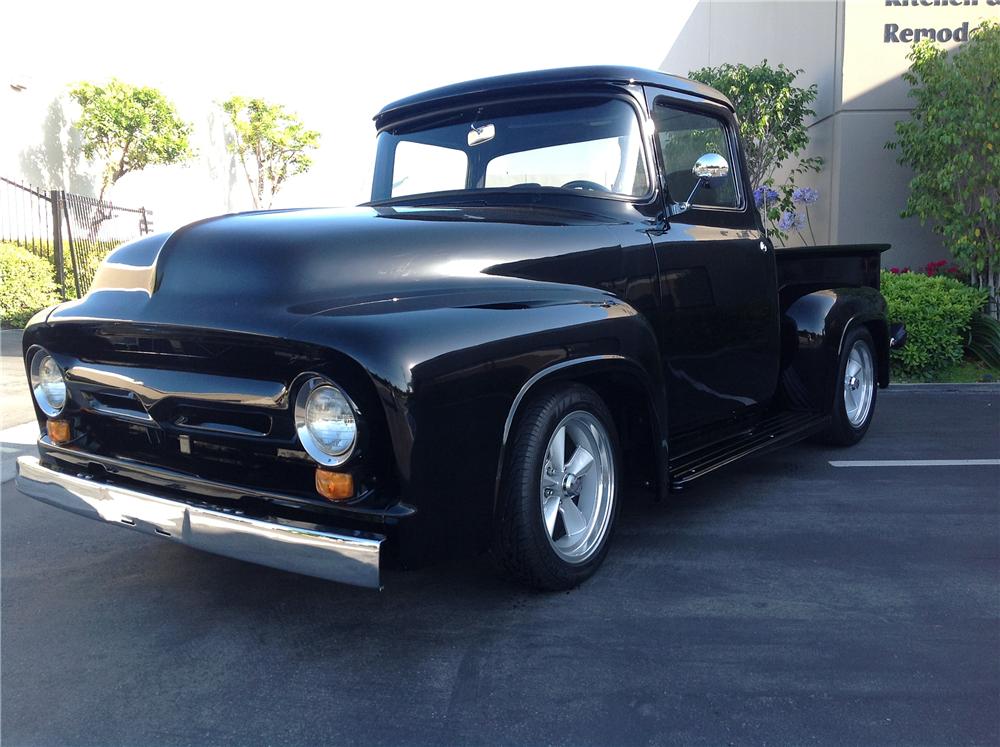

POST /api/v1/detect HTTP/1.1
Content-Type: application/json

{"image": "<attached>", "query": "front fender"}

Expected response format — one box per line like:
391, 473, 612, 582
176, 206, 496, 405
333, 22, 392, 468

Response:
294, 297, 666, 563
783, 288, 888, 411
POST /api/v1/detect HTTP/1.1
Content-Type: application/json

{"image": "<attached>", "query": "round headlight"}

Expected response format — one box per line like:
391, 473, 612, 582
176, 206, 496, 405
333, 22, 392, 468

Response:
294, 377, 357, 465
29, 350, 67, 417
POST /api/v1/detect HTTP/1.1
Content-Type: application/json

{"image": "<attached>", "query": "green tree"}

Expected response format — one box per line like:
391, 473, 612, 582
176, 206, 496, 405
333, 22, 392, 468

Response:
888, 21, 999, 313
69, 79, 193, 203
689, 61, 823, 241
220, 97, 321, 209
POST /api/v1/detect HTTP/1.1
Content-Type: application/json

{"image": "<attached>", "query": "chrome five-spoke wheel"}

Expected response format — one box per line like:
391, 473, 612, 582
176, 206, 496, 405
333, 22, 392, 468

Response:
492, 384, 620, 590
539, 411, 616, 564
823, 326, 878, 446
843, 339, 874, 427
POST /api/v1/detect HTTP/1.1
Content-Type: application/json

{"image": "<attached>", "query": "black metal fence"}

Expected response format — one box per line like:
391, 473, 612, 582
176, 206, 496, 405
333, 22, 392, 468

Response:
1, 177, 55, 262
1, 176, 153, 298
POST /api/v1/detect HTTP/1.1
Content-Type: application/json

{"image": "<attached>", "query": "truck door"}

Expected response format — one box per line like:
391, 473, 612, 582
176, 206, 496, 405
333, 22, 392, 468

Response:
645, 92, 780, 433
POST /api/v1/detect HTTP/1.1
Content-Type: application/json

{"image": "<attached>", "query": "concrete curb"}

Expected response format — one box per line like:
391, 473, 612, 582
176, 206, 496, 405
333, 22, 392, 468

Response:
1, 420, 40, 487
1, 421, 40, 443
886, 382, 1000, 393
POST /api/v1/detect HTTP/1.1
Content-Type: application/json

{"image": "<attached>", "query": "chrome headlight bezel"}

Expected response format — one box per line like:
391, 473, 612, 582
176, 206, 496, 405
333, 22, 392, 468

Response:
294, 375, 359, 466
28, 347, 67, 417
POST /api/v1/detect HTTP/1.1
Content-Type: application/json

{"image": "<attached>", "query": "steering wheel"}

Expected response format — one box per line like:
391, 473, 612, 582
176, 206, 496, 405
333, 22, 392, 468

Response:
560, 180, 612, 193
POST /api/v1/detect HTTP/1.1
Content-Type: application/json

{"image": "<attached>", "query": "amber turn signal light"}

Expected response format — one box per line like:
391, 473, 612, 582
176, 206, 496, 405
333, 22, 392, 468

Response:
46, 419, 72, 444
315, 469, 354, 501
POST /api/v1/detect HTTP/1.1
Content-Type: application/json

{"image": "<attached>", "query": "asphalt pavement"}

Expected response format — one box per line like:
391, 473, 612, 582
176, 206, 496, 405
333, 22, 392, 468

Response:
0, 330, 35, 431
2, 388, 998, 746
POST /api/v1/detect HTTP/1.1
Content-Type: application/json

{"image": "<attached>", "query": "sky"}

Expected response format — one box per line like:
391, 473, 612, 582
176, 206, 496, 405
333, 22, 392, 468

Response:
1, 0, 698, 227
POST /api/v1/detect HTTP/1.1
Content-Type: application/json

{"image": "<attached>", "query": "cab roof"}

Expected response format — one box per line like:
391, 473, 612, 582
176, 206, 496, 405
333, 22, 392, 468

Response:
374, 65, 734, 129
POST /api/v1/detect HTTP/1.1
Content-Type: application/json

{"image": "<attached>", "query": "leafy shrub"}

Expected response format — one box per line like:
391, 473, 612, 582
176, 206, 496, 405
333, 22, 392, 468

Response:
0, 242, 60, 328
6, 238, 121, 299
881, 270, 988, 377
968, 312, 1000, 369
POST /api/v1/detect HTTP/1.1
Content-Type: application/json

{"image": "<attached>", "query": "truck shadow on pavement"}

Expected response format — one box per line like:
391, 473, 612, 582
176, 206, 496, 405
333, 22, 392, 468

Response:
128, 443, 806, 625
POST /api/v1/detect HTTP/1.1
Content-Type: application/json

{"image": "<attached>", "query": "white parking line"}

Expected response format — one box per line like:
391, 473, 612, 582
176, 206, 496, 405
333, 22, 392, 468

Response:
829, 459, 1000, 467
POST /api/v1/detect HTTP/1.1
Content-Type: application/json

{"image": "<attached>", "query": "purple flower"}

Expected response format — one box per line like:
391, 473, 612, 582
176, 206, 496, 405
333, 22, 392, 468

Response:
778, 210, 806, 231
753, 186, 779, 209
792, 187, 819, 205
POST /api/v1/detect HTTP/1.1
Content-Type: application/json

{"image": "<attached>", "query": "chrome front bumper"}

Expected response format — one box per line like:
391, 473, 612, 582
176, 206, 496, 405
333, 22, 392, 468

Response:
15, 456, 384, 589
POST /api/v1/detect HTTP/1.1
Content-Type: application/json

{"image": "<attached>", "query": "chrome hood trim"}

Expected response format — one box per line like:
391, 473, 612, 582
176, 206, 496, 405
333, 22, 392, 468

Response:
65, 362, 288, 410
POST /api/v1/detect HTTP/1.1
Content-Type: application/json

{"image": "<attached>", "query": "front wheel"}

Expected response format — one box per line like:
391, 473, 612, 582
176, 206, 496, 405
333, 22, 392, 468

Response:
822, 326, 878, 446
492, 384, 620, 590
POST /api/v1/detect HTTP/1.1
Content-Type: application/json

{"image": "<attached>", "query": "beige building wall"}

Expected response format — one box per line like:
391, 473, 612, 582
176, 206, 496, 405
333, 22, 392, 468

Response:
660, 0, 1000, 269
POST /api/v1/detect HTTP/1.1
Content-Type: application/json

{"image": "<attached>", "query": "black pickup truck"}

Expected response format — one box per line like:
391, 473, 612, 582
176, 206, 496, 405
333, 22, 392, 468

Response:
16, 66, 905, 591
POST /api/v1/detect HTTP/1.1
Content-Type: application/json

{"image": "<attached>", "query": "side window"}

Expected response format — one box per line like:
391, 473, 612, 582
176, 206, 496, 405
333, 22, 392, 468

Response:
653, 103, 739, 209
391, 141, 468, 197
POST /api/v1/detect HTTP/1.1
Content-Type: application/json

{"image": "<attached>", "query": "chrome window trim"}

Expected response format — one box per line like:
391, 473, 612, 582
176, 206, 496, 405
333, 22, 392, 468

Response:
372, 89, 658, 207
649, 93, 748, 214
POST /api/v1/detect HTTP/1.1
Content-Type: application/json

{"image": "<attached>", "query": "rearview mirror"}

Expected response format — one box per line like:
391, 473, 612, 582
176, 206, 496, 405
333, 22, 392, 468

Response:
468, 123, 496, 147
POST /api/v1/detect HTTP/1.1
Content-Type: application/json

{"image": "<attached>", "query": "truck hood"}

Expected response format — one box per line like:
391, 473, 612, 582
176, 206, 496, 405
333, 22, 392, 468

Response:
48, 206, 628, 339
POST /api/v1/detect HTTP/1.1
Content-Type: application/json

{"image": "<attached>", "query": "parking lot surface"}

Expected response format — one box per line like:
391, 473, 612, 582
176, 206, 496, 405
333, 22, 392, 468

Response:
0, 330, 35, 430
2, 388, 998, 746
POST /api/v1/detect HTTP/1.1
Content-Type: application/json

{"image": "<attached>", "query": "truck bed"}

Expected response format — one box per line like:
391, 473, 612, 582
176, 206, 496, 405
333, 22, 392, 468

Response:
775, 243, 890, 305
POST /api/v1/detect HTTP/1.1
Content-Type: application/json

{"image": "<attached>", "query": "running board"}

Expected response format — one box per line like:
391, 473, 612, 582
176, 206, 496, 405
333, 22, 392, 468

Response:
668, 411, 829, 488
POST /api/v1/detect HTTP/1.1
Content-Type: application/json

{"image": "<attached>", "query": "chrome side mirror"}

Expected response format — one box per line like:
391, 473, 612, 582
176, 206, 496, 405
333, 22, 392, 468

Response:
692, 153, 730, 181
672, 153, 731, 214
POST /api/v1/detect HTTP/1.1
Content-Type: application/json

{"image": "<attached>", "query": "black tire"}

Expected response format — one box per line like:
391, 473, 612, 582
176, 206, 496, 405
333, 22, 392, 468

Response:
491, 384, 620, 591
822, 326, 878, 446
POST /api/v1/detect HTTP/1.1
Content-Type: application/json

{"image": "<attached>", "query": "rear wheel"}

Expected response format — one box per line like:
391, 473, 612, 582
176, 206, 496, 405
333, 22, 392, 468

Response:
823, 326, 878, 446
492, 384, 619, 590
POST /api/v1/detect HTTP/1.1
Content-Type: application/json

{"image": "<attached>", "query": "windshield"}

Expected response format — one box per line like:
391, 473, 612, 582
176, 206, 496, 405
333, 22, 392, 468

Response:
371, 97, 650, 202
